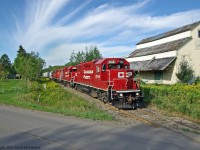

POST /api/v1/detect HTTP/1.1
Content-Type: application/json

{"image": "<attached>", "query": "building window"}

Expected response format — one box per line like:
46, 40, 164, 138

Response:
198, 30, 200, 38
154, 71, 163, 80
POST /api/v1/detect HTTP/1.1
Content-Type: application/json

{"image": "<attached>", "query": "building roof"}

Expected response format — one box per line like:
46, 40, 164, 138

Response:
130, 57, 176, 71
128, 37, 191, 58
137, 21, 200, 45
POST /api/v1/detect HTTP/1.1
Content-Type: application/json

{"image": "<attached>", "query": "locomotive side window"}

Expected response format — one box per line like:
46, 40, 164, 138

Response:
125, 65, 129, 69
96, 66, 100, 73
72, 68, 77, 72
102, 64, 106, 71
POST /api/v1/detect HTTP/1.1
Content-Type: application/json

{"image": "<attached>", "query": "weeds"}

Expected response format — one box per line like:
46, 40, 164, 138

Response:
142, 83, 200, 120
0, 79, 114, 121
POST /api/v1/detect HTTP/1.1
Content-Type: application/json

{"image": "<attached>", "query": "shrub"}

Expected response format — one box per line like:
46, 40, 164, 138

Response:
176, 58, 194, 83
142, 84, 200, 119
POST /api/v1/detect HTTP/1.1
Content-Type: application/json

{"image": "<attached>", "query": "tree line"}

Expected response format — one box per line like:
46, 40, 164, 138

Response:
67, 46, 102, 66
43, 46, 102, 72
0, 45, 45, 80
1, 45, 102, 80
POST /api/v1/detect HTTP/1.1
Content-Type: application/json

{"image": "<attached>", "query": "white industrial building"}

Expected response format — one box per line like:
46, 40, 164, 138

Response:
126, 21, 200, 84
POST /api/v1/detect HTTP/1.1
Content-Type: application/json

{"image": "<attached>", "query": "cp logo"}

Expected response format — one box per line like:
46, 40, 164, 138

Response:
118, 72, 124, 78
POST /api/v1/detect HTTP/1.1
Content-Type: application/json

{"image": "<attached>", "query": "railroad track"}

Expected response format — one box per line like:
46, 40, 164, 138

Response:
104, 103, 159, 127
63, 85, 200, 143
63, 85, 158, 127
130, 108, 200, 135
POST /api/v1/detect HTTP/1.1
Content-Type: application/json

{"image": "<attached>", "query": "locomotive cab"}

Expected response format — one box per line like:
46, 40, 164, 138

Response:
95, 58, 143, 109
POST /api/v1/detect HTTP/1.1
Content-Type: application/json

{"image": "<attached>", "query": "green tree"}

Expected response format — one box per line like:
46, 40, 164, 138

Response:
17, 45, 26, 56
176, 58, 194, 83
23, 52, 45, 80
0, 54, 15, 74
85, 46, 102, 61
14, 45, 45, 80
75, 50, 85, 65
91, 46, 102, 60
67, 50, 76, 66
0, 64, 7, 80
14, 45, 27, 77
66, 46, 102, 66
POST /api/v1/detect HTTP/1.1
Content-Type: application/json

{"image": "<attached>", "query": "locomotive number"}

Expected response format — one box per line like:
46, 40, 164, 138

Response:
95, 75, 100, 79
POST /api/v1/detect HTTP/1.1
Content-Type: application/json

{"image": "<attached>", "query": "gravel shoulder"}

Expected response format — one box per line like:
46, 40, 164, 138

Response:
63, 86, 200, 143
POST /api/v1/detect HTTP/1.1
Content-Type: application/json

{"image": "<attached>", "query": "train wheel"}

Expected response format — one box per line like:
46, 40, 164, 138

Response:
70, 81, 74, 88
97, 92, 101, 100
66, 82, 70, 87
102, 93, 108, 104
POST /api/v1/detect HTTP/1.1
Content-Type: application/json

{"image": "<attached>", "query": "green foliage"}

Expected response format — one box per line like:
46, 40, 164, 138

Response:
25, 52, 45, 80
0, 64, 7, 80
14, 45, 45, 80
194, 77, 200, 85
66, 46, 102, 66
0, 79, 114, 121
0, 54, 16, 78
84, 46, 102, 62
176, 58, 194, 83
142, 84, 200, 119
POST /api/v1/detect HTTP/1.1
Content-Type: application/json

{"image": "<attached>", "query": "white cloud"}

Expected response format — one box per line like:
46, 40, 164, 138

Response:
44, 42, 95, 65
44, 42, 134, 66
13, 0, 200, 66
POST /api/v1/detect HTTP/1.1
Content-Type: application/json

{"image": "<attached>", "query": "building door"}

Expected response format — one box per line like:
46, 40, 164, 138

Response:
154, 71, 163, 80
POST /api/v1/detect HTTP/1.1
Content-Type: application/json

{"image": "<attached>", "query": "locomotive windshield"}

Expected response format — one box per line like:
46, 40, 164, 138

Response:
101, 59, 130, 71
108, 64, 124, 69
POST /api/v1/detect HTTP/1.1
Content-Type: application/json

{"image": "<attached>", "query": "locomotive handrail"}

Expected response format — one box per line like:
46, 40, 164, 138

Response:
106, 70, 114, 86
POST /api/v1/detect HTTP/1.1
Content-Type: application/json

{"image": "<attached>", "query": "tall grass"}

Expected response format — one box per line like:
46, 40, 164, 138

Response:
0, 79, 114, 121
142, 83, 200, 120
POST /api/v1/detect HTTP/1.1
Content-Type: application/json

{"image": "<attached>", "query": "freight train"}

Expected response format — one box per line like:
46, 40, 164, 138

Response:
45, 58, 143, 109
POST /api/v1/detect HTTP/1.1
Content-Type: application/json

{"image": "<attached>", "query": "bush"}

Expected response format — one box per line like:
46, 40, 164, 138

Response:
176, 58, 194, 83
142, 84, 200, 119
194, 77, 200, 85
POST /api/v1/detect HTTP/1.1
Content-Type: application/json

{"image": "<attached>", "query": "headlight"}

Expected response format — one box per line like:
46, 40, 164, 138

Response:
136, 93, 139, 96
119, 93, 123, 97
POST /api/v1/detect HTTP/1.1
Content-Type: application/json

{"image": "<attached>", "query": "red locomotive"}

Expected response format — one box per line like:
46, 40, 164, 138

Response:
50, 58, 143, 109
60, 66, 77, 87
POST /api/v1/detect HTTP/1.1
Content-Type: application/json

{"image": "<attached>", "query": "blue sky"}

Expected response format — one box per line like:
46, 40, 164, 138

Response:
0, 0, 200, 66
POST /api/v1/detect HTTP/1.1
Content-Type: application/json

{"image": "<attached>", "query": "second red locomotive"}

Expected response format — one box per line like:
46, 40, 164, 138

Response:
50, 58, 143, 109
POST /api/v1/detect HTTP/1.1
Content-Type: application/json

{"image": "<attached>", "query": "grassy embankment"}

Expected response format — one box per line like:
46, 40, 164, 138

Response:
142, 83, 200, 121
0, 78, 114, 121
